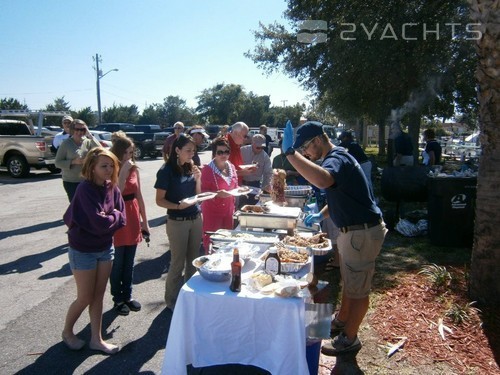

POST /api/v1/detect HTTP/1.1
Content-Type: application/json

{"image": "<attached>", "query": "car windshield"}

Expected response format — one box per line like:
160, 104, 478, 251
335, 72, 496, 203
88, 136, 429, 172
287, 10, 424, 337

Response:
100, 133, 112, 141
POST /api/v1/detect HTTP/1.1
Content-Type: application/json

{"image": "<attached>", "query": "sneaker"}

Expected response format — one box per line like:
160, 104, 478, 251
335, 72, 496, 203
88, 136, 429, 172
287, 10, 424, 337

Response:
114, 302, 130, 316
125, 299, 141, 312
330, 314, 346, 337
321, 333, 362, 356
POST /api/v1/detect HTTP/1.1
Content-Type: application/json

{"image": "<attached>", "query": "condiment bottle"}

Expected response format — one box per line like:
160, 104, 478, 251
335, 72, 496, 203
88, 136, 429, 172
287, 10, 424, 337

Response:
264, 247, 281, 276
229, 248, 241, 292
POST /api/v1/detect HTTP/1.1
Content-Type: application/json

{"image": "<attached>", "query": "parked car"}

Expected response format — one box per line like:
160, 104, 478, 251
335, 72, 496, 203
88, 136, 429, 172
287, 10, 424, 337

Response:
153, 131, 172, 156
94, 123, 136, 133
248, 127, 260, 138
89, 130, 112, 149
94, 123, 156, 159
45, 125, 62, 131
41, 127, 60, 136
205, 125, 221, 139
323, 125, 344, 144
0, 115, 59, 177
135, 124, 163, 133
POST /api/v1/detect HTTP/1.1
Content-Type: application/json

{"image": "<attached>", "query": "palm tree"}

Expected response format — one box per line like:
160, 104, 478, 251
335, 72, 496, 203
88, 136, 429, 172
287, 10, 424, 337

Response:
468, 0, 500, 304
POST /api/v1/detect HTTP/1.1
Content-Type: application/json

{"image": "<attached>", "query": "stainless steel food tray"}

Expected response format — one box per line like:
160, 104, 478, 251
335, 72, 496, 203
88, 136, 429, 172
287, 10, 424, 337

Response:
235, 210, 300, 233
210, 229, 279, 245
259, 193, 309, 208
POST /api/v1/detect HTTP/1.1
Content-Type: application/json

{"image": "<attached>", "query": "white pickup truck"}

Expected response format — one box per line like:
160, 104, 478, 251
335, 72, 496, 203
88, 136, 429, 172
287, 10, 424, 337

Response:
0, 110, 69, 177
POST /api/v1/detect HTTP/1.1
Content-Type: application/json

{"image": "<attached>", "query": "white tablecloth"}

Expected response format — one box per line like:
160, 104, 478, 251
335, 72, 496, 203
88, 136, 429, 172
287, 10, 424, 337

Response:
161, 268, 309, 374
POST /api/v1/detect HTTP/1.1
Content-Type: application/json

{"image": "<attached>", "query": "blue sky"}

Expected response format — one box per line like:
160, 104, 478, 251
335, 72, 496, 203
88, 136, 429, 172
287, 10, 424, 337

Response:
0, 0, 310, 112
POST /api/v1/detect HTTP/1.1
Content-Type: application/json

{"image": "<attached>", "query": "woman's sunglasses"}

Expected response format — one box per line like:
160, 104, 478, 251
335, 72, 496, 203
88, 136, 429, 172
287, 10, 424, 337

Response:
216, 150, 230, 155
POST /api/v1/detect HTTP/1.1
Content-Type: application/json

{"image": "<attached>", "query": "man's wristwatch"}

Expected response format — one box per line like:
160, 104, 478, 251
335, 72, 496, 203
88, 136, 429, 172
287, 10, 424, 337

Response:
285, 147, 295, 156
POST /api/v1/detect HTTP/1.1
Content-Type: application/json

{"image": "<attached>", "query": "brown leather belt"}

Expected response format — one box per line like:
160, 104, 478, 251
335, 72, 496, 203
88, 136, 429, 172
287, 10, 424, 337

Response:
339, 218, 382, 233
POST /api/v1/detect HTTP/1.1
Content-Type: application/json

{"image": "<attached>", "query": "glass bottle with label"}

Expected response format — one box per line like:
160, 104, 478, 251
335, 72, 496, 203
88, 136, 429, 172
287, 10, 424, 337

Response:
229, 248, 241, 292
264, 247, 281, 276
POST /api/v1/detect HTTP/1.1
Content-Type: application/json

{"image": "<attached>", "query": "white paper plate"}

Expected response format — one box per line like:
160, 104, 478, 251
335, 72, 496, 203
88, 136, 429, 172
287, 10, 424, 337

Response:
239, 164, 258, 169
181, 192, 217, 205
227, 187, 252, 196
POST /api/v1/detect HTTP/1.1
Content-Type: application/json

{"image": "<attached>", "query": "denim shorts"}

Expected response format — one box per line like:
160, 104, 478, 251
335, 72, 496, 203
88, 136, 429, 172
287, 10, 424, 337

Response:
68, 246, 114, 271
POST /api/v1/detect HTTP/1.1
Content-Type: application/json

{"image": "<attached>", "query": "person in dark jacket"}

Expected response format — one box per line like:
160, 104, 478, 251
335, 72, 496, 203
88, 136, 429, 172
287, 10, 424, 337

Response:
62, 147, 126, 355
422, 128, 442, 166
392, 123, 414, 166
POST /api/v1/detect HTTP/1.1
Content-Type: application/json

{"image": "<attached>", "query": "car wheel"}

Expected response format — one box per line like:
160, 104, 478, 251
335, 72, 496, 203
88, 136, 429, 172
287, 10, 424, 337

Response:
7, 155, 30, 178
134, 145, 144, 159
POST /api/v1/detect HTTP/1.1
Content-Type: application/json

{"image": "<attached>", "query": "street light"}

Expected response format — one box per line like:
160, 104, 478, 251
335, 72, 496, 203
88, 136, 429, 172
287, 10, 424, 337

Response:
95, 54, 118, 125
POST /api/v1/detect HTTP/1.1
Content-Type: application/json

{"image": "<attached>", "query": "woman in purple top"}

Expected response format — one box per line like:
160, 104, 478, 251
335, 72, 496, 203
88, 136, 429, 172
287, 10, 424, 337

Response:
62, 147, 126, 354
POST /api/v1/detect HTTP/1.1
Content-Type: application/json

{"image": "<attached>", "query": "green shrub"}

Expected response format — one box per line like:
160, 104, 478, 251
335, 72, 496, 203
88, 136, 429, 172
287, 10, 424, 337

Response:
418, 263, 452, 290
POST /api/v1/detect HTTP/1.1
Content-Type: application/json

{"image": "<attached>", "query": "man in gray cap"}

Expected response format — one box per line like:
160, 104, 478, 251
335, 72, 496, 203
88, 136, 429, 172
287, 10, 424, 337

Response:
187, 125, 210, 166
239, 133, 272, 206
52, 115, 73, 151
281, 121, 387, 357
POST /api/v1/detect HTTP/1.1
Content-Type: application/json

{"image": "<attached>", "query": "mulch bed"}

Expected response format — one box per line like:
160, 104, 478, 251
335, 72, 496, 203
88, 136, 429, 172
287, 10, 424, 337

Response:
369, 269, 500, 374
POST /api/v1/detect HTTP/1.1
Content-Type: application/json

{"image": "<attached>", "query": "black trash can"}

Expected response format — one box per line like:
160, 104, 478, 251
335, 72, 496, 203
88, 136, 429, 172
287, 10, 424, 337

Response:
427, 177, 477, 247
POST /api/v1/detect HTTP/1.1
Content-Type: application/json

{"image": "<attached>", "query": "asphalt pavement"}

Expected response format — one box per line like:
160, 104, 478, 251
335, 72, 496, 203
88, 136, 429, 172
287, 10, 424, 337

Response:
0, 147, 282, 375
0, 155, 192, 374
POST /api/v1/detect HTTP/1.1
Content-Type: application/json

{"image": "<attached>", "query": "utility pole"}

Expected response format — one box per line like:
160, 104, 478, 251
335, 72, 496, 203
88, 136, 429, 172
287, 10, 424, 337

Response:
94, 54, 102, 125
281, 100, 288, 107
93, 54, 118, 125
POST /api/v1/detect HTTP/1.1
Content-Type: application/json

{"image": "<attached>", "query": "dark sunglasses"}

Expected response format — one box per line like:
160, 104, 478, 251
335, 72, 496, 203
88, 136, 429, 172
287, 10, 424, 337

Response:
216, 149, 230, 155
74, 128, 86, 132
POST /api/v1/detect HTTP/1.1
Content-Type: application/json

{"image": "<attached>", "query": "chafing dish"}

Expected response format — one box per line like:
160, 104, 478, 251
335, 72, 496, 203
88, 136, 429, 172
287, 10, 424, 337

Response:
259, 193, 309, 208
235, 206, 302, 234
209, 229, 279, 245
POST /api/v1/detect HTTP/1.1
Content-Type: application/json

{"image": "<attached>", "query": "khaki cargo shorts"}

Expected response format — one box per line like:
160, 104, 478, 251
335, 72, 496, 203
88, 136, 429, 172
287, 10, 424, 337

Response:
337, 222, 388, 298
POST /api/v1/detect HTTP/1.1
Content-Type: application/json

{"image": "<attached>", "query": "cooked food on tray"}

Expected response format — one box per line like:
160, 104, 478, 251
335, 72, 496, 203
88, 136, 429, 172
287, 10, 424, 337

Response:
240, 205, 265, 213
277, 248, 308, 264
283, 232, 330, 248
270, 169, 287, 203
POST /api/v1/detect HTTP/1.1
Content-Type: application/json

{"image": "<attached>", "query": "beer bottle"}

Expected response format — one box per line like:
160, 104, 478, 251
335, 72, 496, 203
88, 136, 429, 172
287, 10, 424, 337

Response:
229, 248, 241, 292
264, 246, 281, 276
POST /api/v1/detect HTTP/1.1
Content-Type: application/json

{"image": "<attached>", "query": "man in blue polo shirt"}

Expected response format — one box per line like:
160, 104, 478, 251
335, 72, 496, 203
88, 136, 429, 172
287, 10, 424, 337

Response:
281, 121, 387, 357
